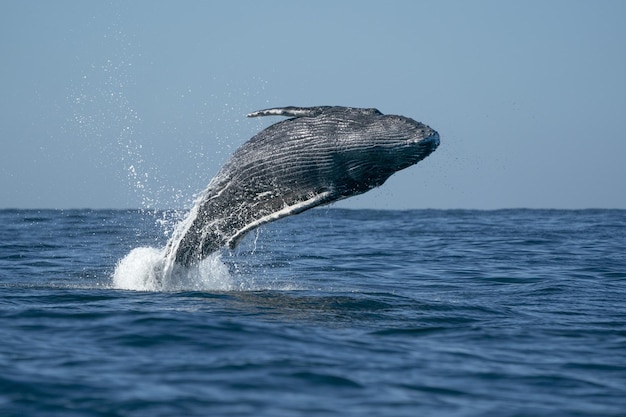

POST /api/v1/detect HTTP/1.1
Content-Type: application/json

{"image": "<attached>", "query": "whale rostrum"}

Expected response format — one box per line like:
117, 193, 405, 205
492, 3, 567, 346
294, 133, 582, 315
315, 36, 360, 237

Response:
165, 106, 440, 267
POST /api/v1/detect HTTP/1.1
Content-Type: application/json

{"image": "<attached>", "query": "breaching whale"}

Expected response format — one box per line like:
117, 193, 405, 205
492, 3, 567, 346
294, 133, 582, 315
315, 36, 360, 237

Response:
165, 106, 440, 267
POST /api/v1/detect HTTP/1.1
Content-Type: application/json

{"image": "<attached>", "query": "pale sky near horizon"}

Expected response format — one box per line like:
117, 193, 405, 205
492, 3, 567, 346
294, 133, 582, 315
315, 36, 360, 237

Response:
1, 1, 625, 210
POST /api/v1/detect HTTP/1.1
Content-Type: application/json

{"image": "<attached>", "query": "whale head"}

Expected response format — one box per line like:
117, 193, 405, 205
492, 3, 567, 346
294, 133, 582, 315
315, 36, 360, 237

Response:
332, 109, 440, 194
374, 114, 440, 167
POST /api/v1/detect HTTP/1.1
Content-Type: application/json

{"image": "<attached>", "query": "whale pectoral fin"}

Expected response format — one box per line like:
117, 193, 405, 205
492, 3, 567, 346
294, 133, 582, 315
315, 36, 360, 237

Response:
225, 190, 335, 249
247, 106, 332, 119
247, 106, 383, 119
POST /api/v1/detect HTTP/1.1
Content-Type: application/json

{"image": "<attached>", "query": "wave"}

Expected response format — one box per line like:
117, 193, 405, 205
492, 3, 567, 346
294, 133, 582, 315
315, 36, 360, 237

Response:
112, 247, 233, 292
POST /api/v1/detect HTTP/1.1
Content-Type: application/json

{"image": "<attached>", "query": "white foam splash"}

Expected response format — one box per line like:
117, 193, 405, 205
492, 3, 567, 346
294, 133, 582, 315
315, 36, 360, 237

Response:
112, 247, 233, 292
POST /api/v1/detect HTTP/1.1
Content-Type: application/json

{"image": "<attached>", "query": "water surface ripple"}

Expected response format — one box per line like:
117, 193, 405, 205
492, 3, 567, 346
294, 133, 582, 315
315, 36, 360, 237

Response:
1, 209, 625, 416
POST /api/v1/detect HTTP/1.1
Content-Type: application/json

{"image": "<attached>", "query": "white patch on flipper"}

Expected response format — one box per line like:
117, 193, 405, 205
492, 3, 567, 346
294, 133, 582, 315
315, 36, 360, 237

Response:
246, 106, 327, 119
226, 191, 333, 249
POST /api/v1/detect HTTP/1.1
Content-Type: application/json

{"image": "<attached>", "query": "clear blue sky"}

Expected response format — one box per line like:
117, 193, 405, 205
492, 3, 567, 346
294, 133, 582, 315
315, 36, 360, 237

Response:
2, 1, 625, 209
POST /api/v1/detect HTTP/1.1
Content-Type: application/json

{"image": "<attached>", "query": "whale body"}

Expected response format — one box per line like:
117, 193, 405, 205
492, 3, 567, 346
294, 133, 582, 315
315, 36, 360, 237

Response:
165, 106, 440, 267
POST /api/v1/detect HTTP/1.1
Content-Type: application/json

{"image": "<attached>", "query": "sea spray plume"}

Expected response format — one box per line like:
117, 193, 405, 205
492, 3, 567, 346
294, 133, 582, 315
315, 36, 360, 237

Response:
163, 105, 440, 270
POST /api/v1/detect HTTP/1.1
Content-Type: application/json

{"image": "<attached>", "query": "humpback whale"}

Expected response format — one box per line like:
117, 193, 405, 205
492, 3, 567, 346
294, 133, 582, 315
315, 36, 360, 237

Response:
165, 106, 440, 267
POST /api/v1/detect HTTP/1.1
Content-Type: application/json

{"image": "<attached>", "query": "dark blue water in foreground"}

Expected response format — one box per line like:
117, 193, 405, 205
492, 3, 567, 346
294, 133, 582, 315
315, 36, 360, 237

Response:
1, 209, 625, 416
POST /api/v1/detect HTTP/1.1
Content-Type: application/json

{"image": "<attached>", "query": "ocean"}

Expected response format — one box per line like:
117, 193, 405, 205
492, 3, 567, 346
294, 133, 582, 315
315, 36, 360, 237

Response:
1, 208, 625, 416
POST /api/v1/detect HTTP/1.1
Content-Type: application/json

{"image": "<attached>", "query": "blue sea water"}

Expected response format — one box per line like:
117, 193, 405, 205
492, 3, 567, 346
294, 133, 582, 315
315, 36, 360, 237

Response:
1, 208, 625, 416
